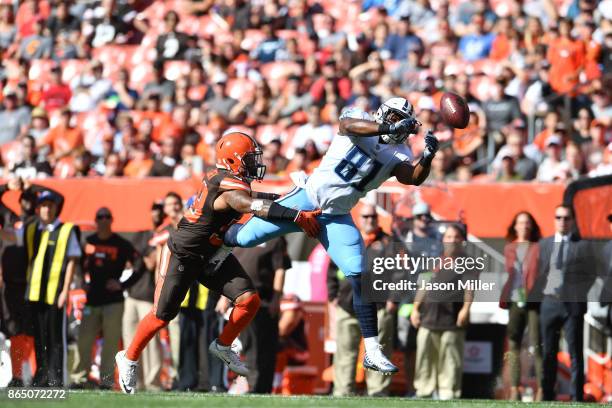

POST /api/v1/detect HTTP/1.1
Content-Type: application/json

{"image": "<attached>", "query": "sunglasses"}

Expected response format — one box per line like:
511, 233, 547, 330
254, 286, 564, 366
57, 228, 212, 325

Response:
555, 215, 572, 221
361, 214, 377, 219
416, 214, 432, 220
96, 215, 112, 220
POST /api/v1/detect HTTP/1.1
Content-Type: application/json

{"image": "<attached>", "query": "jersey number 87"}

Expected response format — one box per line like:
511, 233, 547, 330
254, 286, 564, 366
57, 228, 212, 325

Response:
334, 145, 382, 192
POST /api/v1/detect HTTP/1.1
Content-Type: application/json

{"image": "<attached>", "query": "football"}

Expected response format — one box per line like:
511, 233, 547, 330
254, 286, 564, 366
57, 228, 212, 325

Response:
440, 92, 470, 129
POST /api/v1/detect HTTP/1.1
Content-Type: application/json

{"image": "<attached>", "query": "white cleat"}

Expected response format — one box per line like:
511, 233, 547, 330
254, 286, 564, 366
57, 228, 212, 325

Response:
209, 338, 249, 376
363, 345, 399, 375
115, 350, 138, 394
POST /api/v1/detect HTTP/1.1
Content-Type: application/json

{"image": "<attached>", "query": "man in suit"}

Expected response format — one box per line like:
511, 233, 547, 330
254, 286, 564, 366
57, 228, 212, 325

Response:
531, 205, 596, 401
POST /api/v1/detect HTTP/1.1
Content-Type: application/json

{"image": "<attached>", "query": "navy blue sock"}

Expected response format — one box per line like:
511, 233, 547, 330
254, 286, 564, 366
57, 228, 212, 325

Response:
348, 275, 378, 338
223, 223, 243, 247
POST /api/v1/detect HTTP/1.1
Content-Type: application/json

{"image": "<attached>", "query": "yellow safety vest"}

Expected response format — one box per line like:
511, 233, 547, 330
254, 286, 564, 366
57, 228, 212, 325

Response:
181, 283, 208, 311
25, 221, 76, 305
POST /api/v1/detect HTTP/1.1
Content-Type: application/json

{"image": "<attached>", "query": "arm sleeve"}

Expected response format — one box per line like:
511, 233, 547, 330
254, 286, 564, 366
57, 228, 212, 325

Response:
339, 106, 374, 121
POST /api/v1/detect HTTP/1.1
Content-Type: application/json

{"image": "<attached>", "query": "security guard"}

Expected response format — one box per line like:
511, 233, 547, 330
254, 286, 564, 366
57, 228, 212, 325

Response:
0, 190, 81, 387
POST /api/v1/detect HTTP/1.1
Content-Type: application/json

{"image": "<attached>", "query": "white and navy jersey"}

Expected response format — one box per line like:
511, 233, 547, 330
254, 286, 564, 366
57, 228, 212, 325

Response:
305, 107, 413, 214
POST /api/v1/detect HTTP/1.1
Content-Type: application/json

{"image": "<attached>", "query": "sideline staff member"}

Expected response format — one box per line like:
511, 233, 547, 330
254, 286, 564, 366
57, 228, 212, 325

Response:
0, 190, 81, 387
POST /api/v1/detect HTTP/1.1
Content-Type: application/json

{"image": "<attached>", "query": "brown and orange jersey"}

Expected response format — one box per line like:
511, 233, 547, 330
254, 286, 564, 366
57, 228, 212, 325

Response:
168, 169, 251, 259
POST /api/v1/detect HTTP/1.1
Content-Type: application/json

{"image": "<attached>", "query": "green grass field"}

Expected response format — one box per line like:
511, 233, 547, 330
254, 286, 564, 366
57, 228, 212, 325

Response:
0, 391, 592, 408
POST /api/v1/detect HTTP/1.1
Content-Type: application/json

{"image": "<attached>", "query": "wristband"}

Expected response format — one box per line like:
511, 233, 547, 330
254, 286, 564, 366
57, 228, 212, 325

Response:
267, 201, 300, 221
254, 192, 281, 201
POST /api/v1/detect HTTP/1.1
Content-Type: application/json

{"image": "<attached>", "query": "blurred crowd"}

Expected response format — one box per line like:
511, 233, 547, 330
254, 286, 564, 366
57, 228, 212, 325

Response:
0, 0, 610, 183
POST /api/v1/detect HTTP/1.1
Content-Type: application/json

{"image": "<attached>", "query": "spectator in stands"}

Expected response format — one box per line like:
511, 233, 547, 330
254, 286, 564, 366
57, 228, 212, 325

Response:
8, 135, 52, 180
123, 141, 152, 178
149, 138, 178, 177
0, 90, 30, 143
482, 78, 522, 138
17, 16, 52, 60
393, 49, 422, 93
205, 72, 238, 122
428, 148, 452, 182
496, 154, 522, 182
123, 201, 164, 391
533, 110, 562, 152
412, 224, 473, 400
104, 68, 138, 111
383, 17, 424, 61
262, 139, 288, 176
235, 237, 291, 393
41, 108, 83, 161
500, 212, 543, 401
289, 104, 333, 158
103, 152, 124, 177
531, 205, 596, 402
173, 142, 203, 180
52, 30, 83, 60
73, 149, 96, 178
231, 81, 274, 126
590, 89, 611, 126
564, 142, 587, 180
251, 22, 285, 63
494, 131, 539, 180
547, 19, 585, 97
40, 65, 72, 113
457, 13, 495, 62
0, 4, 16, 52
537, 135, 567, 182
70, 60, 113, 113
328, 204, 396, 397
89, 0, 132, 48
28, 107, 50, 141
16, 0, 51, 38
72, 207, 136, 389
155, 11, 189, 63
141, 63, 175, 104
46, 1, 80, 38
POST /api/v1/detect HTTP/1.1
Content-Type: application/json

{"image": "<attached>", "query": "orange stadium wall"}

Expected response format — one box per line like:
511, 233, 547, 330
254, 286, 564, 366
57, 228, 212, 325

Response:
3, 178, 584, 238
3, 178, 565, 238
0, 178, 579, 238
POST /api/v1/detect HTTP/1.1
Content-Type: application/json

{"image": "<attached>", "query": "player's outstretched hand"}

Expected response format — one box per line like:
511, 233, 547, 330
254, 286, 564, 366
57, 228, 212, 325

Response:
295, 209, 322, 238
423, 129, 439, 159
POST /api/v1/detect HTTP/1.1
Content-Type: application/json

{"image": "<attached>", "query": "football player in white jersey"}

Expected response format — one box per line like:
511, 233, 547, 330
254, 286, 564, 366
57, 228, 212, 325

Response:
225, 97, 439, 374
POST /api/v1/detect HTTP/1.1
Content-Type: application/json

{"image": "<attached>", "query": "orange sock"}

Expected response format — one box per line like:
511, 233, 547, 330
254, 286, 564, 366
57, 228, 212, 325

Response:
126, 312, 168, 361
10, 334, 33, 379
218, 293, 260, 346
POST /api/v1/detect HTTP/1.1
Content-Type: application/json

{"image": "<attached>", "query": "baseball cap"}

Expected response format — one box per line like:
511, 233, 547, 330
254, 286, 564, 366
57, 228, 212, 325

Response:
37, 190, 60, 206
412, 202, 431, 217
31, 107, 48, 119
546, 135, 562, 146
95, 207, 112, 219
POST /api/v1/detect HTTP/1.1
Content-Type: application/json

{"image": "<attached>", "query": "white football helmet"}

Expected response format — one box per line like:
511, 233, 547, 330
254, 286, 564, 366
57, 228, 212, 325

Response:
374, 97, 417, 144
